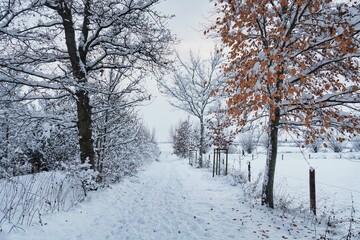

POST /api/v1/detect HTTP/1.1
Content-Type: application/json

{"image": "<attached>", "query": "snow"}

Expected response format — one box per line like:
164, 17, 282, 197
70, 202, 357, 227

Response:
1, 144, 358, 239
237, 147, 360, 215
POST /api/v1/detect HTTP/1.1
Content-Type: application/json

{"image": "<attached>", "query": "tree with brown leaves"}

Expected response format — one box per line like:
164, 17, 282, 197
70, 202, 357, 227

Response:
210, 0, 360, 208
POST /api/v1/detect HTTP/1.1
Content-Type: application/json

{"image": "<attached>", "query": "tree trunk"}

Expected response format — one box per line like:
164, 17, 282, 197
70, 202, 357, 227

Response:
76, 90, 96, 168
57, 2, 96, 169
198, 117, 204, 167
261, 106, 280, 208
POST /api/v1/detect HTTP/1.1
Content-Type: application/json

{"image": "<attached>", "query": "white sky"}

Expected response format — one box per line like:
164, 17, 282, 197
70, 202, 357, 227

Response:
140, 0, 217, 142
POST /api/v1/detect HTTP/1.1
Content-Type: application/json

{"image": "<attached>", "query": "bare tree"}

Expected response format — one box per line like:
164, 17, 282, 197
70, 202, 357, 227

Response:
239, 132, 257, 154
159, 50, 225, 167
0, 0, 173, 169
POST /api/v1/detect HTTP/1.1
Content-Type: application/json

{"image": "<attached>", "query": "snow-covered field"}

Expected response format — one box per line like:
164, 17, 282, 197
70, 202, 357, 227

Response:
223, 146, 360, 218
0, 143, 358, 239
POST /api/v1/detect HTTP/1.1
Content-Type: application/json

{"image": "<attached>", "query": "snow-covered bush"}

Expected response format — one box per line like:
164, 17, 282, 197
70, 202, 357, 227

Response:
229, 169, 247, 186
274, 178, 300, 212
0, 172, 86, 230
327, 138, 344, 153
96, 122, 160, 184
64, 162, 99, 195
307, 139, 322, 153
0, 99, 78, 178
352, 137, 360, 151
240, 171, 263, 203
318, 200, 360, 240
38, 124, 79, 171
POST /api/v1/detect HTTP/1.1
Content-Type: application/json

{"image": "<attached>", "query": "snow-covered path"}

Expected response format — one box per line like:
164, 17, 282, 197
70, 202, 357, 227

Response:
4, 154, 318, 240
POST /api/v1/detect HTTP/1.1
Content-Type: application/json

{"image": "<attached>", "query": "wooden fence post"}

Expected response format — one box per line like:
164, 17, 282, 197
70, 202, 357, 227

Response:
215, 150, 219, 176
225, 149, 228, 176
195, 151, 198, 167
212, 150, 215, 177
309, 168, 316, 215
247, 161, 251, 182
217, 150, 221, 175
189, 151, 191, 165
208, 154, 210, 169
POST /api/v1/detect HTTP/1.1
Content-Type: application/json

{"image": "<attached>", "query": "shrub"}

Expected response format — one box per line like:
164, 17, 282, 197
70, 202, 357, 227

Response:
229, 169, 247, 186
352, 137, 360, 151
307, 139, 322, 153
327, 138, 344, 153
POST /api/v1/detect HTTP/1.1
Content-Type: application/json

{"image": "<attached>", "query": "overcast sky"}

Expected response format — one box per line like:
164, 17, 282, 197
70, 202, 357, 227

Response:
140, 0, 217, 142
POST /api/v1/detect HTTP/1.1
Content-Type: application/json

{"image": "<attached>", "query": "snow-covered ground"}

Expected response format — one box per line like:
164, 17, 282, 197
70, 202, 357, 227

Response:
223, 146, 360, 217
0, 150, 327, 239
1, 144, 358, 240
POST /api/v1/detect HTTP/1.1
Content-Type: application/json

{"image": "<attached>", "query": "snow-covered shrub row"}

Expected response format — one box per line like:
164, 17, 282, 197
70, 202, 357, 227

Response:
0, 96, 160, 184
0, 111, 78, 178
0, 106, 159, 229
92, 102, 160, 185
97, 124, 160, 185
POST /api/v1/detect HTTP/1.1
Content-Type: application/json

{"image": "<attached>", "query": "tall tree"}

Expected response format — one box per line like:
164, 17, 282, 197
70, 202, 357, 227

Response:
0, 0, 173, 169
211, 0, 360, 208
159, 50, 225, 167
